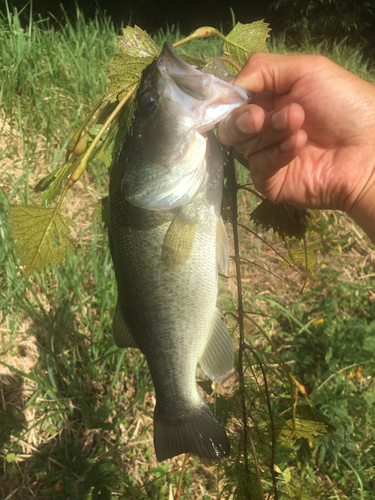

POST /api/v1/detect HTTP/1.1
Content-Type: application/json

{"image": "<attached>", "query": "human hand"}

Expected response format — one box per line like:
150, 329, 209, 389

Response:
217, 52, 375, 241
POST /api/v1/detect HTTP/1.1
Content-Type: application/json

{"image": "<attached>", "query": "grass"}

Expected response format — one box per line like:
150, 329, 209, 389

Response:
1, 4, 375, 499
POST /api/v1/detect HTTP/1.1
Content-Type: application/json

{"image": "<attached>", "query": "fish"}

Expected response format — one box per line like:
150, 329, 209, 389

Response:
108, 42, 252, 462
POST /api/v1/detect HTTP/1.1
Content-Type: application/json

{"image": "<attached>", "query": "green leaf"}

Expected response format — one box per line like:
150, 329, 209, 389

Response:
6, 453, 16, 463
117, 26, 160, 59
223, 21, 271, 68
250, 199, 316, 240
296, 404, 336, 433
150, 463, 170, 479
8, 205, 79, 275
92, 196, 109, 228
363, 335, 375, 352
33, 159, 76, 203
279, 242, 321, 275
88, 124, 109, 138
282, 467, 291, 483
278, 418, 328, 446
104, 26, 160, 103
33, 94, 134, 219
104, 53, 149, 103
95, 148, 113, 169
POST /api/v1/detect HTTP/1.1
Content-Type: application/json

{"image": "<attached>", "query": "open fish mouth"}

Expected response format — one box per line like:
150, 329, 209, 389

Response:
157, 42, 253, 133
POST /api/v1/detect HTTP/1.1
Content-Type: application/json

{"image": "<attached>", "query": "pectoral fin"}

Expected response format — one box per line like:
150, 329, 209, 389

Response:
199, 308, 233, 383
113, 301, 140, 350
161, 214, 197, 267
216, 216, 229, 275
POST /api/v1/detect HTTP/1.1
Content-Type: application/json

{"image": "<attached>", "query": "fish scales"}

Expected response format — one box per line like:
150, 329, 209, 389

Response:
108, 42, 252, 462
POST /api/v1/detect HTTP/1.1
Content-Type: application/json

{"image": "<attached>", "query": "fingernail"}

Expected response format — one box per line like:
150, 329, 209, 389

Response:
271, 107, 289, 131
236, 111, 254, 134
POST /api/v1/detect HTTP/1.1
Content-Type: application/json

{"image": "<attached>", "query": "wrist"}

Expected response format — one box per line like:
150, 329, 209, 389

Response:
347, 166, 375, 244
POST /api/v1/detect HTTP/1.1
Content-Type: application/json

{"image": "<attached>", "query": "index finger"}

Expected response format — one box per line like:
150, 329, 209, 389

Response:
234, 52, 319, 95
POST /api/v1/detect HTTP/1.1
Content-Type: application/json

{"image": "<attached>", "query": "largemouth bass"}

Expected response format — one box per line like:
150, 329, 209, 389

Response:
108, 42, 252, 462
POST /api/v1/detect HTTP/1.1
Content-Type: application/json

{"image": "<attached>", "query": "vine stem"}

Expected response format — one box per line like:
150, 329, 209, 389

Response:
237, 222, 303, 278
219, 56, 241, 72
68, 86, 136, 186
246, 428, 265, 500
244, 344, 278, 500
65, 97, 104, 161
44, 86, 137, 261
229, 147, 252, 482
242, 311, 299, 426
238, 185, 265, 200
50, 85, 137, 222
172, 26, 226, 48
175, 453, 189, 500
235, 255, 299, 292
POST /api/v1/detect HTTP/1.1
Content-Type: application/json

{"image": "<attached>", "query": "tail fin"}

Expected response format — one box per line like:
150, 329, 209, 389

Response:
154, 400, 230, 462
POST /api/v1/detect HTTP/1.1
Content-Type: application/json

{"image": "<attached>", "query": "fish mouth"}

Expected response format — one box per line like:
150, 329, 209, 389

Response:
157, 42, 210, 100
156, 42, 253, 133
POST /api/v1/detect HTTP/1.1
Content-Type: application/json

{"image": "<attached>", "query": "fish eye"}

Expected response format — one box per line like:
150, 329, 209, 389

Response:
139, 92, 158, 113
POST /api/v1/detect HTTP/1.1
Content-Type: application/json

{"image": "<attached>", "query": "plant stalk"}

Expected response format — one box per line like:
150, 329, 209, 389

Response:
229, 147, 251, 480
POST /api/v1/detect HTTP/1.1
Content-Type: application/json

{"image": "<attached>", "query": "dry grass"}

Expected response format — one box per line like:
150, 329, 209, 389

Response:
2, 8, 375, 498
2, 115, 375, 496
2, 104, 375, 497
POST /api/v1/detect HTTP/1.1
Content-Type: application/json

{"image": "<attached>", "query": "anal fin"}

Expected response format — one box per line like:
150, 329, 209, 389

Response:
199, 308, 233, 383
113, 301, 140, 350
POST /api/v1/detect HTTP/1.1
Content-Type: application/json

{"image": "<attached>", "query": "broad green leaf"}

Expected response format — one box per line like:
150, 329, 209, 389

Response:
8, 205, 78, 275
117, 26, 160, 59
104, 27, 159, 103
250, 199, 316, 240
92, 196, 109, 228
275, 465, 292, 484
104, 53, 149, 103
279, 242, 321, 275
223, 21, 271, 68
297, 404, 336, 433
278, 418, 328, 447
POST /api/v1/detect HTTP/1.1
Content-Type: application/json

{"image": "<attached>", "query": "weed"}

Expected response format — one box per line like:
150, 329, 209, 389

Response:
1, 4, 375, 499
